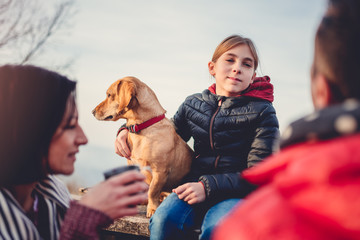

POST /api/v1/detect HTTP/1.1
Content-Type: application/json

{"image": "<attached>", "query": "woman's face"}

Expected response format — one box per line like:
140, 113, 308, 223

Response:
208, 44, 256, 97
48, 100, 88, 175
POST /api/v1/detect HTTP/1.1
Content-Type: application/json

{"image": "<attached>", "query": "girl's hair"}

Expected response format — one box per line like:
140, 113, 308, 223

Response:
314, 0, 360, 102
211, 35, 259, 71
0, 65, 76, 186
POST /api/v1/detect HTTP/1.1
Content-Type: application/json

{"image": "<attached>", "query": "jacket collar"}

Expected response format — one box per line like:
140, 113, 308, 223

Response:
208, 76, 274, 102
280, 99, 360, 149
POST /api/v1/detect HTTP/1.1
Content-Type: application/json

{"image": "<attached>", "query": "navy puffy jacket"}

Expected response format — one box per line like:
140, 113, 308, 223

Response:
173, 88, 279, 201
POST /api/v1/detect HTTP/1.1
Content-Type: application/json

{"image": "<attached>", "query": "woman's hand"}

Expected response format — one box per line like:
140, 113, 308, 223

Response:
79, 170, 148, 219
173, 182, 206, 205
115, 129, 131, 159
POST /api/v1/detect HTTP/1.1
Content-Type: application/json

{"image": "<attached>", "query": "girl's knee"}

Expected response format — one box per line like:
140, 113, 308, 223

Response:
149, 206, 185, 240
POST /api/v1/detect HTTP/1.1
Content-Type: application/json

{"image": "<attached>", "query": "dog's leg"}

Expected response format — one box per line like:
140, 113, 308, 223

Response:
146, 171, 167, 218
141, 168, 152, 186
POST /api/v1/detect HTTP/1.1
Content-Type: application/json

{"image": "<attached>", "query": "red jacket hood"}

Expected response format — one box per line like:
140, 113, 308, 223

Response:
208, 75, 274, 102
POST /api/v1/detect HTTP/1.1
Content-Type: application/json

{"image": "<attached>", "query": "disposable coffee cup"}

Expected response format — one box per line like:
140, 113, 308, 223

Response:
103, 165, 140, 180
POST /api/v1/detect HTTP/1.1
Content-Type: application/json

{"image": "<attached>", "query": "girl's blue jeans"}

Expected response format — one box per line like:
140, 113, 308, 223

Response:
149, 192, 242, 240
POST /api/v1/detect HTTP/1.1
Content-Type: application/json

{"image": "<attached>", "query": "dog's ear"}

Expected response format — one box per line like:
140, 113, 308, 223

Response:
116, 79, 138, 112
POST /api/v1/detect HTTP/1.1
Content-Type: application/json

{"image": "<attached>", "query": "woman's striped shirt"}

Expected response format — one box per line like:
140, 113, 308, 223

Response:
0, 175, 71, 240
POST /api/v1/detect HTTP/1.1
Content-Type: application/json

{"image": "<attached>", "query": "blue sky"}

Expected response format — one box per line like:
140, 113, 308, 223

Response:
14, 0, 328, 185
64, 0, 326, 151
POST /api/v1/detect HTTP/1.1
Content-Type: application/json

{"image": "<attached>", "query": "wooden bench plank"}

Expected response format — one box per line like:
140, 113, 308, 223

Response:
104, 205, 150, 237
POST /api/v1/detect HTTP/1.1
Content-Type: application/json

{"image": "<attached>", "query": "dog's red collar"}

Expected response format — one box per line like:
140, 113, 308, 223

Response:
126, 114, 165, 134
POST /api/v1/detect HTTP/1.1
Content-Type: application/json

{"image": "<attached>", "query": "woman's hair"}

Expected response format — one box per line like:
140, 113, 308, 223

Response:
314, 0, 360, 102
211, 35, 259, 71
0, 65, 76, 186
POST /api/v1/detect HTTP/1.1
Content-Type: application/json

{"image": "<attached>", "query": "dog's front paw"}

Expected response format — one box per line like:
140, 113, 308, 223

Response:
146, 207, 156, 218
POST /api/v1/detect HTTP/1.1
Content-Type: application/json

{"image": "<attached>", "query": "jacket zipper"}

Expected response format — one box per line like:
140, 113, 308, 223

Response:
209, 99, 223, 169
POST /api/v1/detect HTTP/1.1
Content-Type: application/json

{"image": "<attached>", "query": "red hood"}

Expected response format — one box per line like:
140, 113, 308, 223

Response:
208, 75, 274, 102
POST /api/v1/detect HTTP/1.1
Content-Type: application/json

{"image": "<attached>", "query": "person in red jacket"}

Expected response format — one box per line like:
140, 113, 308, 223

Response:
212, 0, 360, 239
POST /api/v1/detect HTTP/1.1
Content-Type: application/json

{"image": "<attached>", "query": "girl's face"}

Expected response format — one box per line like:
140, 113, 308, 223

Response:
208, 44, 256, 97
47, 100, 88, 175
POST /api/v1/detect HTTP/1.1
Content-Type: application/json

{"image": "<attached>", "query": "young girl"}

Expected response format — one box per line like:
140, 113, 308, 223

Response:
115, 35, 279, 240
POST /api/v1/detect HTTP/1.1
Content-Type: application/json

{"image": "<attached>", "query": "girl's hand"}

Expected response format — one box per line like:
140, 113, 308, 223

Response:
79, 170, 148, 219
115, 129, 131, 159
173, 182, 206, 205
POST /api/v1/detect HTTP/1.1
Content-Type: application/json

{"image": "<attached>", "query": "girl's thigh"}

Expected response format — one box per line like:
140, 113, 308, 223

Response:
150, 192, 198, 239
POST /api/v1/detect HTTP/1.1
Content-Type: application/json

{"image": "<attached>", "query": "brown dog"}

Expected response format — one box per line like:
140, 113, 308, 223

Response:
92, 76, 193, 217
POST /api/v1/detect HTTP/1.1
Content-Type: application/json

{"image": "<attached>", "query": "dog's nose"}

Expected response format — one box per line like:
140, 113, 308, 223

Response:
92, 109, 96, 116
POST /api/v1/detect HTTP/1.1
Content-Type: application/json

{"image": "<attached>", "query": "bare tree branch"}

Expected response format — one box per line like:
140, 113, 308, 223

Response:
20, 1, 73, 64
0, 0, 11, 14
0, 0, 76, 70
0, 0, 30, 49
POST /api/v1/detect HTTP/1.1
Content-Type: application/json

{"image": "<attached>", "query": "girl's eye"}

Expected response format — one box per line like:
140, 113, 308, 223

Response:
226, 59, 234, 62
243, 63, 252, 68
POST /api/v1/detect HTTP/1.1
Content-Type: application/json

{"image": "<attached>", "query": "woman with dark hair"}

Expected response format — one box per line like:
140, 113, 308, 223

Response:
0, 65, 148, 239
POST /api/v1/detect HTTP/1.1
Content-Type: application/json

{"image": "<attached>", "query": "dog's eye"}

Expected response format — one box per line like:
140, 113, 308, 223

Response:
107, 94, 111, 98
